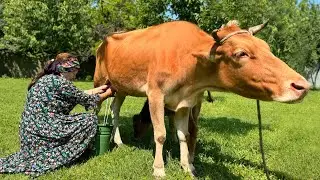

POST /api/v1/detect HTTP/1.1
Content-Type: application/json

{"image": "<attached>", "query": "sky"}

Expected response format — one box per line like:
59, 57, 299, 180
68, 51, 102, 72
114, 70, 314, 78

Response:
301, 0, 320, 4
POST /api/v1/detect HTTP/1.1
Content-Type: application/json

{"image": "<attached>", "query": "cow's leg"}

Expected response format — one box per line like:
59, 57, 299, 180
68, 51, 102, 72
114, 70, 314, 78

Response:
148, 91, 166, 177
110, 95, 126, 146
168, 114, 178, 143
175, 107, 194, 175
188, 102, 201, 173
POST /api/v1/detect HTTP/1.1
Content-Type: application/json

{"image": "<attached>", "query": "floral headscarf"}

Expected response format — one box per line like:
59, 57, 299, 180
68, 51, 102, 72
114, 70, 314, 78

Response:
56, 57, 80, 73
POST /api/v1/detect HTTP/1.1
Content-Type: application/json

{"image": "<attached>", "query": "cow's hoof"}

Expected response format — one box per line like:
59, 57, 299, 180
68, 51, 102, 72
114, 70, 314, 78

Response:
115, 142, 123, 148
153, 167, 165, 178
190, 164, 196, 174
114, 139, 123, 146
181, 163, 196, 177
190, 164, 197, 177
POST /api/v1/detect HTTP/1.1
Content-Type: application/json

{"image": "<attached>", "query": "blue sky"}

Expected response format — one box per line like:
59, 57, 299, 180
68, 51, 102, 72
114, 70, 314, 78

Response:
301, 0, 320, 4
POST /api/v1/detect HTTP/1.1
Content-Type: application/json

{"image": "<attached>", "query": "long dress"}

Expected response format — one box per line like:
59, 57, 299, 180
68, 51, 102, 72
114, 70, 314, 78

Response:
0, 74, 100, 176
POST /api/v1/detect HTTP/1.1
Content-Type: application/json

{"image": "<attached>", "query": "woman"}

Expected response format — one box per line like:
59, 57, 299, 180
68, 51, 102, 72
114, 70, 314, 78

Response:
0, 53, 114, 176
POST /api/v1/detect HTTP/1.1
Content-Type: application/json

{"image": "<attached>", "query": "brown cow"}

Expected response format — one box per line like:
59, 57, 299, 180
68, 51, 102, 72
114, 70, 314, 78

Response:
94, 20, 310, 177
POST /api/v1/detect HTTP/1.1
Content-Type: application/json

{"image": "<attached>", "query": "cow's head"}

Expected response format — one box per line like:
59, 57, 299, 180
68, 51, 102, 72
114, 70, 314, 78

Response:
208, 20, 310, 103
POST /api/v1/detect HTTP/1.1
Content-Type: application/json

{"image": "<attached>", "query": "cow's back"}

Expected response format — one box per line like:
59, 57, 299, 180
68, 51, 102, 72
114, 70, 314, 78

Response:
101, 21, 213, 96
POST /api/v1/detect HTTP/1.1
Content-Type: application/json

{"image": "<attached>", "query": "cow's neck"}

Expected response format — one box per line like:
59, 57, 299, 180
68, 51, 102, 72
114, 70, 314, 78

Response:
189, 41, 224, 91
193, 58, 222, 91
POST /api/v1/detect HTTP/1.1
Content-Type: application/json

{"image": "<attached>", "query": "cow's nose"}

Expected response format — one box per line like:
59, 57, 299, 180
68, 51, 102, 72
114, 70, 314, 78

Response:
290, 80, 311, 93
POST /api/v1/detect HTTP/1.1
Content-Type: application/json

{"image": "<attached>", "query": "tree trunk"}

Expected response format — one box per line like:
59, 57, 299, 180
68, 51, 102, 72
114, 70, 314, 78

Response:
314, 62, 320, 88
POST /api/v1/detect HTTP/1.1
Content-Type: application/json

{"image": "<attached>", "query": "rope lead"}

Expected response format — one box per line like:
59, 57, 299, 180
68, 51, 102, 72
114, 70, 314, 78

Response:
257, 100, 271, 180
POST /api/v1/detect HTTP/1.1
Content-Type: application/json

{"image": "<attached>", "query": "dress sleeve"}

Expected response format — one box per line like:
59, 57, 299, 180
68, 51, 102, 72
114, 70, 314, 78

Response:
57, 76, 100, 111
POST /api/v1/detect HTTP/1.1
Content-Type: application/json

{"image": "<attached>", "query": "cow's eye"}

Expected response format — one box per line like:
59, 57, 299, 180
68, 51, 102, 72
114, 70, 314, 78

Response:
234, 51, 248, 58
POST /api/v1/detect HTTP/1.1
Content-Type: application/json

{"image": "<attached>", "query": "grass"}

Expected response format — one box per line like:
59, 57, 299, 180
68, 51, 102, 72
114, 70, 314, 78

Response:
0, 78, 319, 179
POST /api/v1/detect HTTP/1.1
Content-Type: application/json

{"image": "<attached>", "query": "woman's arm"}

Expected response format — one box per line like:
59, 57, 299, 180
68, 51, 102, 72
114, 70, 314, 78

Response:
85, 85, 116, 103
56, 78, 103, 111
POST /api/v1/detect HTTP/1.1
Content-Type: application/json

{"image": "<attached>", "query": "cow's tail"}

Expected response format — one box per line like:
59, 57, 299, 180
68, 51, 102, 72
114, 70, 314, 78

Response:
94, 39, 109, 88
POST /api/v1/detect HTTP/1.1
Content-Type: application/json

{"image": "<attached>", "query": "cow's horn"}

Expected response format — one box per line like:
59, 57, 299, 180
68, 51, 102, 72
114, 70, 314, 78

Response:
248, 20, 269, 35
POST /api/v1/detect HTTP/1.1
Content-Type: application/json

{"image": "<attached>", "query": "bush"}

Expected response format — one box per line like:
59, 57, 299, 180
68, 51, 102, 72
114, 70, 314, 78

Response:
85, 75, 93, 81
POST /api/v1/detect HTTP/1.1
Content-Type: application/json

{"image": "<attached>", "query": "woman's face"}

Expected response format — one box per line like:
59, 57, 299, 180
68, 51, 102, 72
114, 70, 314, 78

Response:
61, 68, 79, 81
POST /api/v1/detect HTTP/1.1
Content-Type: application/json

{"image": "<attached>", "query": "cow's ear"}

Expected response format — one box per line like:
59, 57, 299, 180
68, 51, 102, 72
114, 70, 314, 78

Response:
192, 51, 215, 62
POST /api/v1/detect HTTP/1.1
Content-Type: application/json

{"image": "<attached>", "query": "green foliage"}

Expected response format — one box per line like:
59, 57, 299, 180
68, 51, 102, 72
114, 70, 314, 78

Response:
85, 75, 93, 81
0, 79, 319, 179
2, 0, 94, 59
0, 0, 320, 79
92, 0, 168, 40
196, 0, 320, 76
0, 0, 4, 39
168, 0, 203, 23
133, 0, 168, 27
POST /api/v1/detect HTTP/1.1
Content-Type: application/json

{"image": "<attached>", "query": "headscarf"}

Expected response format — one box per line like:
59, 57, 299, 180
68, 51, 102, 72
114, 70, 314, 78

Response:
56, 57, 80, 73
28, 53, 80, 90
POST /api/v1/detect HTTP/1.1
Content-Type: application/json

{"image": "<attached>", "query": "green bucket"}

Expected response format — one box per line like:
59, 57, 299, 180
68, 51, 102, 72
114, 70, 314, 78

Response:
94, 124, 113, 156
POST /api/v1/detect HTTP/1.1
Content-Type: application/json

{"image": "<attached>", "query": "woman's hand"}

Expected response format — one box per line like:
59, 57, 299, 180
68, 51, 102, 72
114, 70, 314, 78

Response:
98, 88, 115, 102
85, 85, 108, 95
94, 85, 109, 94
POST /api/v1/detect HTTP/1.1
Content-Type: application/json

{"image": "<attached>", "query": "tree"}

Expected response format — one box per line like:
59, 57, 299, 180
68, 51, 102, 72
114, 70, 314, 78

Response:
168, 0, 203, 24
194, 0, 320, 80
92, 0, 168, 39
0, 0, 5, 43
1, 0, 319, 79
300, 2, 320, 87
2, 0, 95, 60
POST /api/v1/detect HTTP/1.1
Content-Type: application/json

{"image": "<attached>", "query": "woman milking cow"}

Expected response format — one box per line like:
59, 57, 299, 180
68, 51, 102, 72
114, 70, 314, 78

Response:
1, 19, 310, 178
0, 51, 198, 176
0, 53, 116, 176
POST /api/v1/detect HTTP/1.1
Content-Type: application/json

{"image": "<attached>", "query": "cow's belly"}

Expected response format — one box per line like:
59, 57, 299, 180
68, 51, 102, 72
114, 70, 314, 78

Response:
112, 80, 148, 97
107, 65, 149, 97
164, 91, 203, 112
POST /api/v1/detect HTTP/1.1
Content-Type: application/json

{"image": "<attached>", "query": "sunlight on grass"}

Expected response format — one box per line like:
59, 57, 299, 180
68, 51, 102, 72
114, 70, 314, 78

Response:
0, 78, 319, 179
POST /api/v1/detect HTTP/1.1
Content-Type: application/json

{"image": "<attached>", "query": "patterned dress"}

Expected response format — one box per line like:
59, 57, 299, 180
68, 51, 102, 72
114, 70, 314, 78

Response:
0, 74, 100, 176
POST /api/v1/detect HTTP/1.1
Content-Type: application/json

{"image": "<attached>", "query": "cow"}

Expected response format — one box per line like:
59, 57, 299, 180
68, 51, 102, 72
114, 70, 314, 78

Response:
93, 20, 310, 177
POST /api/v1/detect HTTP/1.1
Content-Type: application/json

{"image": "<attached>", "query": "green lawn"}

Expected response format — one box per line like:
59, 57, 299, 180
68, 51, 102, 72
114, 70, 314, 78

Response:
0, 78, 319, 180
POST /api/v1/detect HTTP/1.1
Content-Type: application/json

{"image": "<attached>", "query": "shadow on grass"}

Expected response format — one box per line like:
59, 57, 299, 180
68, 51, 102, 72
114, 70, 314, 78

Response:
198, 116, 272, 135
204, 116, 256, 134
94, 115, 292, 179
193, 139, 296, 180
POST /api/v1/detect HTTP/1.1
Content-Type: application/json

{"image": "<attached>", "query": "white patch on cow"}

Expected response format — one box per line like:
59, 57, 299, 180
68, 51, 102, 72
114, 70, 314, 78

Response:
110, 96, 126, 145
164, 91, 202, 112
273, 90, 303, 103
139, 83, 148, 93
165, 97, 197, 111
272, 80, 309, 103
153, 167, 165, 177
113, 127, 123, 145
174, 108, 194, 176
